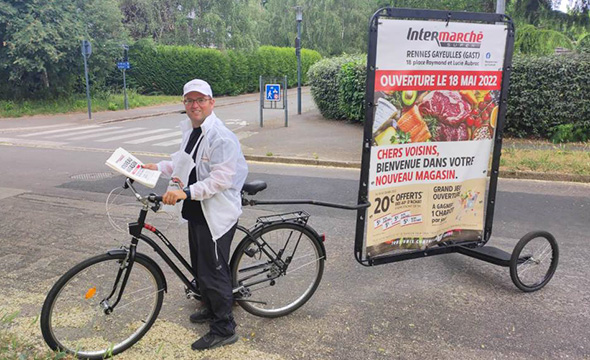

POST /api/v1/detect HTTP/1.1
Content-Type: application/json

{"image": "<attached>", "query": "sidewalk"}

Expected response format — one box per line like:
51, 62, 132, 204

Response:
0, 90, 263, 130
1, 90, 589, 183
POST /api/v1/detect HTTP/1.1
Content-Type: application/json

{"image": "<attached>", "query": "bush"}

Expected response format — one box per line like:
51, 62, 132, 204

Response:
308, 53, 590, 141
515, 24, 574, 55
505, 54, 590, 139
578, 34, 590, 54
308, 54, 364, 120
550, 123, 590, 143
338, 58, 367, 122
127, 42, 321, 96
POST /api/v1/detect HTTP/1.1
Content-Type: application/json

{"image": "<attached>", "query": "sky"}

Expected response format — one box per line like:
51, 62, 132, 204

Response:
557, 0, 573, 12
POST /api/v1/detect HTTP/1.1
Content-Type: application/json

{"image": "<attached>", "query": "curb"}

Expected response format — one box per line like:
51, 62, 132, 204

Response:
99, 97, 265, 125
244, 155, 361, 169
246, 155, 590, 184
500, 170, 590, 184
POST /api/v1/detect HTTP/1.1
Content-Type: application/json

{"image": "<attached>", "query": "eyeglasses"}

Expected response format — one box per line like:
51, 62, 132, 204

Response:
183, 97, 211, 106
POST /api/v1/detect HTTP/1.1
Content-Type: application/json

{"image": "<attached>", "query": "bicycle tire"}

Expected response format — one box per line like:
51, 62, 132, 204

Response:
230, 222, 325, 318
41, 252, 165, 359
510, 231, 559, 292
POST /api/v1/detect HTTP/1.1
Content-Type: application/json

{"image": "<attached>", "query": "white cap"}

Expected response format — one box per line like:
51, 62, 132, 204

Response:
183, 79, 213, 98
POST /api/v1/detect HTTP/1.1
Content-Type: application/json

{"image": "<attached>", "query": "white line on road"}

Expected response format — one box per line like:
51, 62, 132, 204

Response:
47, 126, 122, 139
153, 138, 182, 147
0, 123, 74, 134
124, 131, 181, 144
74, 127, 146, 141
20, 125, 101, 137
96, 129, 170, 142
0, 137, 67, 147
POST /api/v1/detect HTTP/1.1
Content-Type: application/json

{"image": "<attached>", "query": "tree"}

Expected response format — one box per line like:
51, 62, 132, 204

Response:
0, 0, 128, 99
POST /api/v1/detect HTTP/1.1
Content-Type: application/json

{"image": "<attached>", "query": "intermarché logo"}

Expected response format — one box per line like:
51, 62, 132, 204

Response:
406, 27, 484, 48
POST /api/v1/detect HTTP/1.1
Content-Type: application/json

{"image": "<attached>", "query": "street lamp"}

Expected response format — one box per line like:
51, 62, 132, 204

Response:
295, 6, 302, 115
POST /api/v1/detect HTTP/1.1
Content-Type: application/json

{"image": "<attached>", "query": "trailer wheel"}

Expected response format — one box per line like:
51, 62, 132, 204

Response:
510, 231, 558, 292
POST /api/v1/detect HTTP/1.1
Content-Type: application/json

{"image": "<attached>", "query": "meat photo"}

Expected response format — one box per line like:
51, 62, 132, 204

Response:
419, 90, 471, 126
374, 89, 498, 145
436, 122, 469, 141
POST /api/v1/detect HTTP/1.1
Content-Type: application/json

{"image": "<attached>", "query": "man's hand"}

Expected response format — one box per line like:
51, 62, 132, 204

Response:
141, 163, 158, 170
162, 189, 187, 205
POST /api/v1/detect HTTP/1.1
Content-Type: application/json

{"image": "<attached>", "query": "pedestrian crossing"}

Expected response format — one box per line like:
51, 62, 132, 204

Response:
18, 124, 182, 148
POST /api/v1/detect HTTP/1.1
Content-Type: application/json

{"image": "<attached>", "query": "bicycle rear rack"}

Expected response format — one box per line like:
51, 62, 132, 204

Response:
256, 210, 310, 226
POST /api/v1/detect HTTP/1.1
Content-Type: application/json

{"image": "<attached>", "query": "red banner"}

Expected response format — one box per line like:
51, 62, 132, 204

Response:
375, 70, 503, 91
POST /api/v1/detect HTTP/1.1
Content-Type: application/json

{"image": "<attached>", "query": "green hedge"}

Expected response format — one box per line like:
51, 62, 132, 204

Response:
308, 53, 590, 141
515, 24, 574, 56
307, 54, 365, 120
128, 41, 321, 96
507, 54, 590, 140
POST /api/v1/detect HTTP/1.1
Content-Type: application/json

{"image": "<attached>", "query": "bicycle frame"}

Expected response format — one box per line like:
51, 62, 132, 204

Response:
102, 178, 322, 312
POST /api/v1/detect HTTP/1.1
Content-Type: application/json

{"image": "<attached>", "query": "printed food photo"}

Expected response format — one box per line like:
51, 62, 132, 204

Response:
372, 89, 499, 145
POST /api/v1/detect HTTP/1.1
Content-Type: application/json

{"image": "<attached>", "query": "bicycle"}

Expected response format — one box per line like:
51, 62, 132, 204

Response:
40, 177, 329, 359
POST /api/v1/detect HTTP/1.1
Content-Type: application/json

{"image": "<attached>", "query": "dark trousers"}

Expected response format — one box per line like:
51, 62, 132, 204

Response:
188, 221, 237, 336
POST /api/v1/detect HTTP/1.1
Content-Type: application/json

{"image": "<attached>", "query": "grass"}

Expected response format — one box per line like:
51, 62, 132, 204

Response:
0, 310, 74, 360
0, 91, 180, 118
500, 146, 590, 176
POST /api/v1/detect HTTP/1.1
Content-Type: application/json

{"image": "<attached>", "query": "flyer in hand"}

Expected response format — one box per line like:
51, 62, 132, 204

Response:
105, 147, 161, 188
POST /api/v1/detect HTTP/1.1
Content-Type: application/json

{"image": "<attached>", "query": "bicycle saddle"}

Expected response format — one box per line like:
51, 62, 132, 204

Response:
242, 180, 267, 195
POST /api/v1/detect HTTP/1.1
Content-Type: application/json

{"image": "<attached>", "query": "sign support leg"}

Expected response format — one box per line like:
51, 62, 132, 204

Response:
83, 53, 91, 120
123, 69, 128, 110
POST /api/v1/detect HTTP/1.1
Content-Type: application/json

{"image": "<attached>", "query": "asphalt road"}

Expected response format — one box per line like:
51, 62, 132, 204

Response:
1, 143, 590, 359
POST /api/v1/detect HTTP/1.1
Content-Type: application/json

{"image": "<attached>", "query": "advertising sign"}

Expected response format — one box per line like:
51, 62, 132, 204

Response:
364, 18, 508, 257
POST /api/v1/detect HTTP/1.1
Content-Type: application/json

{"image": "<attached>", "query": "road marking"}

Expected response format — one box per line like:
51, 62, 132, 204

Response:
0, 137, 67, 147
47, 126, 122, 139
0, 123, 74, 134
153, 138, 182, 147
225, 119, 248, 126
124, 131, 181, 144
0, 187, 28, 200
20, 125, 101, 137
96, 129, 170, 142
74, 127, 146, 141
237, 131, 257, 140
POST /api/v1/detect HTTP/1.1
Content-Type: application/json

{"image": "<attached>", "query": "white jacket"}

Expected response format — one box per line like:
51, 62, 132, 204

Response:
157, 111, 248, 241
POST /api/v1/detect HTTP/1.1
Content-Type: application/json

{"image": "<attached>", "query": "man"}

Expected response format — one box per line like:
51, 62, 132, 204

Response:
143, 79, 248, 350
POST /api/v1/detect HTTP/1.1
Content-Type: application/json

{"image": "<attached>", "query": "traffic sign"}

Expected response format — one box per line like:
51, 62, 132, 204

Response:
265, 84, 281, 101
117, 62, 130, 70
81, 40, 92, 57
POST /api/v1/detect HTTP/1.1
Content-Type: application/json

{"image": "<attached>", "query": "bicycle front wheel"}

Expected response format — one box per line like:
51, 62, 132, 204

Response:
40, 252, 165, 359
231, 222, 325, 318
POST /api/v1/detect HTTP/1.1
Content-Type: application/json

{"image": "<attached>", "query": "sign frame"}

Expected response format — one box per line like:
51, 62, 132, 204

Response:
354, 8, 515, 266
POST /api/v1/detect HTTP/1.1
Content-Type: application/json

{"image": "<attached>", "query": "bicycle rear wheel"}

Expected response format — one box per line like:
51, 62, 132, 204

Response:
231, 222, 325, 318
41, 252, 165, 359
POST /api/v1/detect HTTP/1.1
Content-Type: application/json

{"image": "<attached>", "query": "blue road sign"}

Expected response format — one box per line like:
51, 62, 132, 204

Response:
117, 62, 130, 69
265, 84, 281, 102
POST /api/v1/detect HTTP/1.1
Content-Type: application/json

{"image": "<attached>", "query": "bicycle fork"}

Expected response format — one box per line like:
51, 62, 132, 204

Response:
100, 239, 139, 314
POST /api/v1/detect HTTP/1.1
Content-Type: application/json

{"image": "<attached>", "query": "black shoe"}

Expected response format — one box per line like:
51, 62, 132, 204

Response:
189, 307, 213, 324
191, 332, 238, 351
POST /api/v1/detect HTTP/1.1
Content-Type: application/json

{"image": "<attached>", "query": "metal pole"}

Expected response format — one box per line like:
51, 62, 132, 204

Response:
296, 7, 302, 115
83, 51, 91, 120
259, 75, 263, 127
496, 0, 505, 14
123, 68, 128, 110
284, 75, 288, 127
